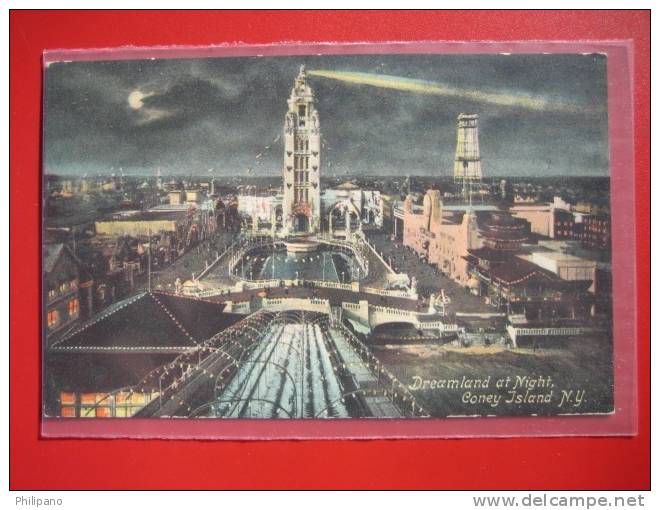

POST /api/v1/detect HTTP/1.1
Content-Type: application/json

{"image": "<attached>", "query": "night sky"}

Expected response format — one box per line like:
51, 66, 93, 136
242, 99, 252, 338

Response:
43, 53, 609, 178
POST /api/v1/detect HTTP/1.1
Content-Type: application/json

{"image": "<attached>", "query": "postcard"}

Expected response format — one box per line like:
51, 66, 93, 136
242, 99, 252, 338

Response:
40, 43, 635, 437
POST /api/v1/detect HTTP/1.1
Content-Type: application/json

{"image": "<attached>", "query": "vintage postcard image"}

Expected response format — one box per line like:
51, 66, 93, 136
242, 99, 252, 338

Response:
42, 50, 615, 426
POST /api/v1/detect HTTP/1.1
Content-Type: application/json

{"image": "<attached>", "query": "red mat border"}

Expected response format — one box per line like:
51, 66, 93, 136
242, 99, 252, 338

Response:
10, 10, 650, 490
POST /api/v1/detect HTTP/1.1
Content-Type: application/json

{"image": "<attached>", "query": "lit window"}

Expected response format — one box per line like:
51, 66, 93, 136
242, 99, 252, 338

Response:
95, 407, 112, 418
47, 309, 59, 328
60, 392, 76, 405
68, 298, 79, 317
61, 407, 76, 418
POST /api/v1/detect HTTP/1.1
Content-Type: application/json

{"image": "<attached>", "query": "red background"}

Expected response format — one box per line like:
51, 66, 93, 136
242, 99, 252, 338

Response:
10, 10, 650, 490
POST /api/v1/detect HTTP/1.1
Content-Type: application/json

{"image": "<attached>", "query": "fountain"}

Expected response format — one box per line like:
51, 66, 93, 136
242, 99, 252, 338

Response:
283, 237, 320, 254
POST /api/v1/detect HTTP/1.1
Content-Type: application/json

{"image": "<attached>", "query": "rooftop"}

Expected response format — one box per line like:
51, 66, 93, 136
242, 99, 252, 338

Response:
43, 243, 66, 274
466, 247, 516, 263
98, 210, 189, 222
479, 257, 591, 290
488, 257, 559, 285
149, 204, 191, 211
43, 242, 91, 281
51, 291, 243, 350
530, 251, 592, 263
46, 291, 245, 392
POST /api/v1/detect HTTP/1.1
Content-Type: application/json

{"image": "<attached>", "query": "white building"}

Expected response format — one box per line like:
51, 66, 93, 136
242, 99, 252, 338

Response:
237, 194, 281, 223
322, 183, 383, 228
282, 65, 321, 234
517, 242, 598, 293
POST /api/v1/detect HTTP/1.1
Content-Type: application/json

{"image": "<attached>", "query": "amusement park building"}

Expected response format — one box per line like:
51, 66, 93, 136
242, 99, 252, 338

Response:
282, 65, 321, 234
44, 291, 243, 418
402, 190, 481, 286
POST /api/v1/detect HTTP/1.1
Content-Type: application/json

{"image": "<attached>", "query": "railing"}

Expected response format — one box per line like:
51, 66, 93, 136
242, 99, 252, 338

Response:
229, 302, 252, 314
361, 286, 412, 299
335, 322, 429, 418
368, 303, 453, 325
184, 277, 417, 299
418, 321, 459, 332
362, 236, 397, 275
193, 288, 234, 298
233, 277, 282, 288
261, 297, 331, 313
309, 280, 353, 291
507, 325, 594, 336
315, 234, 370, 275
196, 240, 237, 281
505, 323, 599, 348
226, 237, 280, 275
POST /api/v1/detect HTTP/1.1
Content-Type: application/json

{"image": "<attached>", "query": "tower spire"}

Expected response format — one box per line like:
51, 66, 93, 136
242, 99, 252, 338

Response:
282, 66, 321, 234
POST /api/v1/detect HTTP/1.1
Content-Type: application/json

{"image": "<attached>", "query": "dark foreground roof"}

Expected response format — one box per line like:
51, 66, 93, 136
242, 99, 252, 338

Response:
488, 258, 560, 285
486, 258, 589, 290
154, 292, 242, 341
45, 292, 245, 395
52, 291, 243, 349
43, 243, 66, 274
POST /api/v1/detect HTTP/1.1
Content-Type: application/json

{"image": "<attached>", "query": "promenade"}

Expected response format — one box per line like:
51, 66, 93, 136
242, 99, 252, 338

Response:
366, 231, 495, 315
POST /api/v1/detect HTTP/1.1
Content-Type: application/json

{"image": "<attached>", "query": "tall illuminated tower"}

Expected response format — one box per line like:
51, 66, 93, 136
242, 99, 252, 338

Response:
282, 65, 321, 234
453, 113, 483, 200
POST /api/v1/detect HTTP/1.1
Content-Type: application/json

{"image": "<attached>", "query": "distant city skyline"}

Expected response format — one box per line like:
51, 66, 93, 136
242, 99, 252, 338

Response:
43, 53, 609, 178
